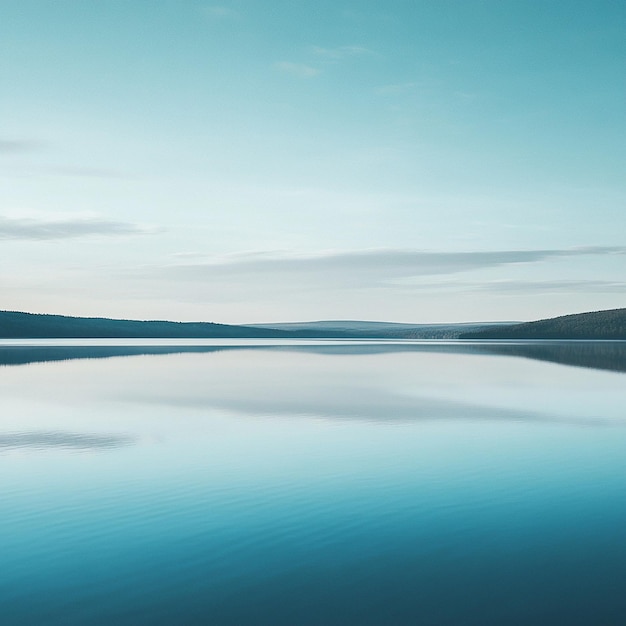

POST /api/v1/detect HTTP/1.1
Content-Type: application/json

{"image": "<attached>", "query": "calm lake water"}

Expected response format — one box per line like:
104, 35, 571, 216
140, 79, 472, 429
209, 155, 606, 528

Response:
1, 340, 626, 625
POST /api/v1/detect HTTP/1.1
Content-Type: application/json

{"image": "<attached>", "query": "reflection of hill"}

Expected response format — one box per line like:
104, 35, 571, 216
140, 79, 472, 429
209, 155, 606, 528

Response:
288, 341, 626, 373
0, 340, 625, 373
0, 345, 232, 366
467, 341, 626, 373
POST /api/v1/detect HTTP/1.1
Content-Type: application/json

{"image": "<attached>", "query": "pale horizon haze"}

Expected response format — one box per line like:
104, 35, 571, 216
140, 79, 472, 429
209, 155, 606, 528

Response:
1, 0, 625, 324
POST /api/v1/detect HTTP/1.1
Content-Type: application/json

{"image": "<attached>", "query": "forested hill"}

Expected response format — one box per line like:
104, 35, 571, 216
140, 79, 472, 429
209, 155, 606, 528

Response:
460, 308, 626, 340
0, 310, 312, 339
0, 310, 510, 339
4, 308, 623, 340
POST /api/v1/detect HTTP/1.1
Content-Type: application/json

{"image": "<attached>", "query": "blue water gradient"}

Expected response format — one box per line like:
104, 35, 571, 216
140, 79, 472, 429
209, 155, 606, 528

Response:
1, 342, 625, 624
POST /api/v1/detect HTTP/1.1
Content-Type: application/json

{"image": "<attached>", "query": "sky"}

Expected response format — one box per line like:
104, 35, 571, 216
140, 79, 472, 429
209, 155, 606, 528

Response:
1, 0, 625, 323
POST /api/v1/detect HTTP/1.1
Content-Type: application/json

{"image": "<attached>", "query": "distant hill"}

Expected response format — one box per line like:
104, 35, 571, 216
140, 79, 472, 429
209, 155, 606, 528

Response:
0, 310, 309, 339
250, 320, 516, 339
460, 308, 626, 340
6, 308, 621, 341
0, 311, 516, 340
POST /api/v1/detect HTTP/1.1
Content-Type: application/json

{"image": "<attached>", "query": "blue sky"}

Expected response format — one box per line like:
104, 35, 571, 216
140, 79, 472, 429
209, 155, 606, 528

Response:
1, 0, 624, 322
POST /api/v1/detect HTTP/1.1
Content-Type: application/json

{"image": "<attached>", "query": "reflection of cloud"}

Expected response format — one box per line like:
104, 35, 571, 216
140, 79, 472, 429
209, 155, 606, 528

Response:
155, 387, 534, 423
1, 345, 623, 431
0, 215, 156, 240
151, 246, 626, 289
0, 430, 134, 451
274, 62, 320, 77
136, 374, 622, 428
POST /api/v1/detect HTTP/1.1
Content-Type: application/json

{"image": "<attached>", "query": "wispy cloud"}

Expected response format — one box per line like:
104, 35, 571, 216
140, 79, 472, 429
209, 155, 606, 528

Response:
311, 45, 373, 60
376, 82, 419, 96
203, 5, 240, 19
170, 251, 211, 260
23, 165, 129, 179
0, 214, 156, 240
274, 61, 320, 78
0, 139, 44, 154
274, 45, 371, 80
147, 246, 626, 290
392, 277, 626, 295
474, 279, 626, 294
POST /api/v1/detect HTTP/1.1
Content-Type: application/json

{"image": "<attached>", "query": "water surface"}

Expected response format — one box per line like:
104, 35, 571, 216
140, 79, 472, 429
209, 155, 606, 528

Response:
1, 341, 625, 624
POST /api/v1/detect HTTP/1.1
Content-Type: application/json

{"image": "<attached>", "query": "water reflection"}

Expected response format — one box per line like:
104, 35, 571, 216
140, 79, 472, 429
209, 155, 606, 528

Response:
2, 343, 621, 434
2, 342, 626, 625
0, 430, 134, 451
472, 341, 626, 373
0, 340, 625, 373
0, 344, 228, 367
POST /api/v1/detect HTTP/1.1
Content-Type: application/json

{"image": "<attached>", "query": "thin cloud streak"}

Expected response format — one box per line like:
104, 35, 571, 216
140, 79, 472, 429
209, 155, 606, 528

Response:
147, 246, 626, 289
203, 6, 240, 19
4, 165, 131, 179
0, 215, 156, 240
476, 279, 626, 294
274, 62, 320, 77
311, 45, 373, 60
376, 82, 419, 96
41, 166, 130, 179
0, 139, 44, 154
393, 278, 626, 295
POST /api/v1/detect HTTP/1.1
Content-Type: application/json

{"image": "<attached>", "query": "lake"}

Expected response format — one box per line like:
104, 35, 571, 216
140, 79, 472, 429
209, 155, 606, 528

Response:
1, 340, 625, 625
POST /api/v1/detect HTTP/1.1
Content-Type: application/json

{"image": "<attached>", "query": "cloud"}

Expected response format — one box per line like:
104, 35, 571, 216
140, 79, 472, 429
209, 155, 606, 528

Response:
141, 385, 555, 425
474, 279, 626, 294
274, 46, 371, 82
5, 165, 130, 179
274, 61, 320, 78
41, 166, 129, 179
0, 214, 156, 240
391, 277, 626, 295
147, 246, 626, 291
376, 82, 419, 96
170, 251, 210, 260
0, 140, 130, 178
311, 45, 373, 60
0, 139, 43, 154
203, 5, 239, 19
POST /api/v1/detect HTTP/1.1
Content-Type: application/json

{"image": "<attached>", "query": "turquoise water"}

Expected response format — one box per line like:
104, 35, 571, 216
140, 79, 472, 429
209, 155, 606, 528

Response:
1, 341, 625, 625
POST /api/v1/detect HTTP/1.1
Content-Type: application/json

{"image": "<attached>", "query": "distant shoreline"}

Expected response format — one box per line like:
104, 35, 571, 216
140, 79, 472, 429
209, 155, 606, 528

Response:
0, 307, 624, 340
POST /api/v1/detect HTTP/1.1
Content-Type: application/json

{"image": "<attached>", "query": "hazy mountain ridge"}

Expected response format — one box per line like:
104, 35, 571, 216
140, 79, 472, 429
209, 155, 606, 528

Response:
0, 310, 512, 339
2, 308, 624, 340
460, 308, 626, 340
250, 321, 515, 339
